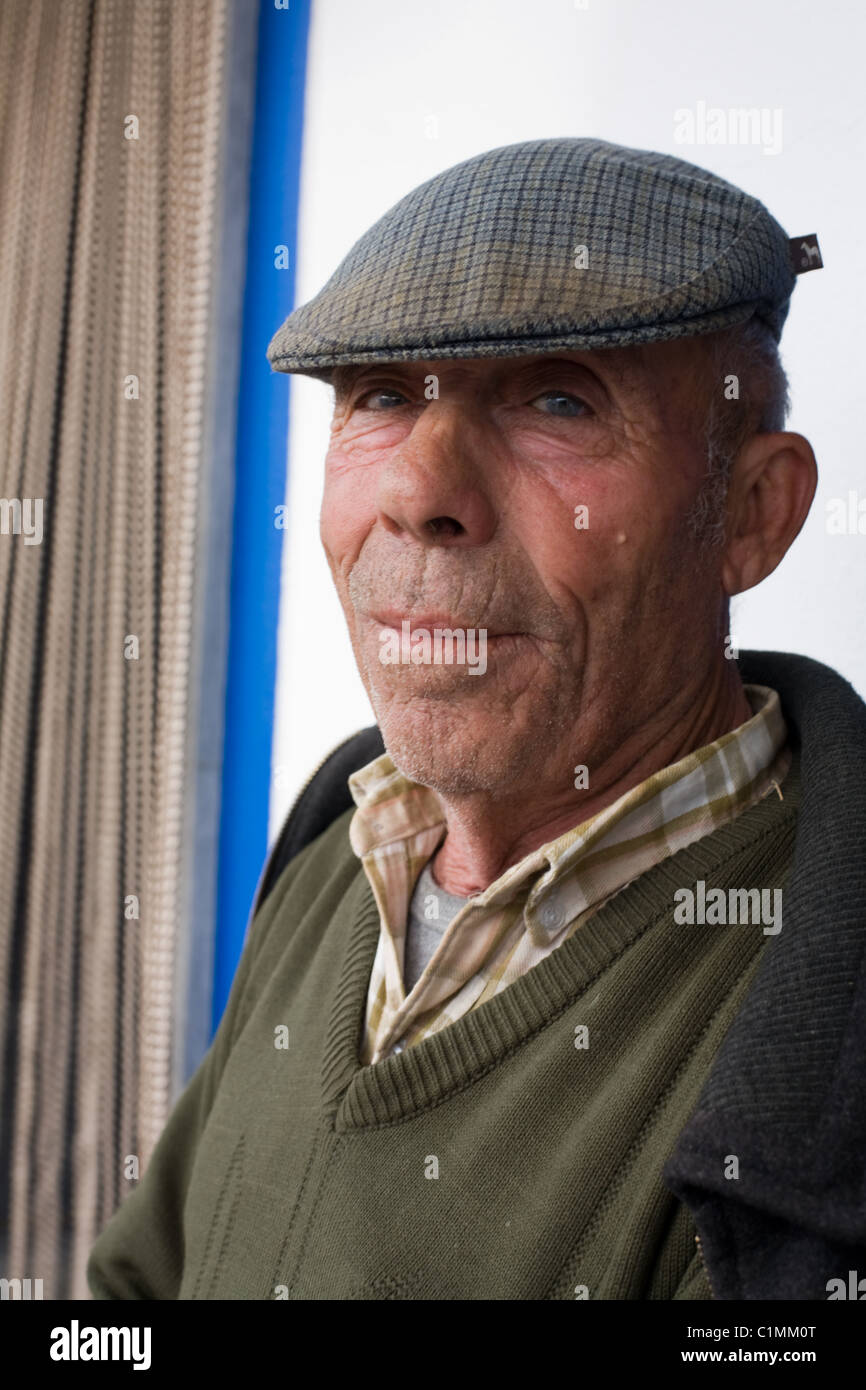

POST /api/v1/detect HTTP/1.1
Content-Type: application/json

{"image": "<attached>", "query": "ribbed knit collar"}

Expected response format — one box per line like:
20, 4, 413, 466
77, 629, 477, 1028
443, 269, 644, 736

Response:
323, 736, 800, 1132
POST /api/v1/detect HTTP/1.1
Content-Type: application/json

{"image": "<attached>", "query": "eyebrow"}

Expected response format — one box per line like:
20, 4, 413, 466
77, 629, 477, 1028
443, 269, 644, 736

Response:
330, 355, 627, 401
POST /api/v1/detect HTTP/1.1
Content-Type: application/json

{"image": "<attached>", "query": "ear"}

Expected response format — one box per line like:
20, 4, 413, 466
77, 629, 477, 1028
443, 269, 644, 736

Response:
721, 432, 817, 597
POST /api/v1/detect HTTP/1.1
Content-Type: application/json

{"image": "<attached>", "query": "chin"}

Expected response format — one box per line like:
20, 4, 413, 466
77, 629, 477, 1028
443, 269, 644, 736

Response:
374, 696, 527, 796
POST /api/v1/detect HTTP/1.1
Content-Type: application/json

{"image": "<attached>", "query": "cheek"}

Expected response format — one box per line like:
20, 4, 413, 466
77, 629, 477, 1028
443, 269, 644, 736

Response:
513, 470, 659, 610
320, 447, 376, 566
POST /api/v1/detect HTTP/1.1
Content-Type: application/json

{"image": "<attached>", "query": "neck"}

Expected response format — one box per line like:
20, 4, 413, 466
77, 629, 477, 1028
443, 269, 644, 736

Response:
430, 662, 754, 897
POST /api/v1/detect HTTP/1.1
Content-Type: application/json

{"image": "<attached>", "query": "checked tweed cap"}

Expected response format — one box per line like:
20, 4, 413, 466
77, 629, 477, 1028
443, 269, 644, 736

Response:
266, 137, 798, 379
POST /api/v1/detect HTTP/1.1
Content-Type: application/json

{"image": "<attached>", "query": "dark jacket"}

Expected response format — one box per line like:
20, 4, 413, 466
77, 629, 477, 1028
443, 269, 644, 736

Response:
253, 650, 866, 1300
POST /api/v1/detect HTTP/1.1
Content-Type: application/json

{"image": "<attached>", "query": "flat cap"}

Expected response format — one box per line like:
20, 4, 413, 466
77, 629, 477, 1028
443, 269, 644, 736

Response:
267, 137, 799, 379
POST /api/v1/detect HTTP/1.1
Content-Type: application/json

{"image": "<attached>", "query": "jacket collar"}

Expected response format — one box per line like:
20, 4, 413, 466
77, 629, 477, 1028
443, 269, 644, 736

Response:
663, 650, 866, 1299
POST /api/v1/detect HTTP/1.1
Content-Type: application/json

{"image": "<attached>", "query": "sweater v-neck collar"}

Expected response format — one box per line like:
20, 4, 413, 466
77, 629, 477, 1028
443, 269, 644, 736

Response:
322, 757, 800, 1132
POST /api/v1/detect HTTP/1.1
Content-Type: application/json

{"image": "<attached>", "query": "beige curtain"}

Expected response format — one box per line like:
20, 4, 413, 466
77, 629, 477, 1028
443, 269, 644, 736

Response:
0, 0, 233, 1298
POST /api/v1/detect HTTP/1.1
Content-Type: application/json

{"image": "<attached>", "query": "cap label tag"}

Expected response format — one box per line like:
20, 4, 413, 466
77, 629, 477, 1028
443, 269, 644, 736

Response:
790, 234, 823, 273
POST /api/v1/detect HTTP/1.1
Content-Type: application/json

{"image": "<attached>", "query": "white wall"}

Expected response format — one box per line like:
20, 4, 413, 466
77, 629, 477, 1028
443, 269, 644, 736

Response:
270, 0, 866, 838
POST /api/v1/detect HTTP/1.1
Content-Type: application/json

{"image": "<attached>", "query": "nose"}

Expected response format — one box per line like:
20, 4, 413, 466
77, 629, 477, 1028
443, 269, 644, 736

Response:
375, 400, 498, 547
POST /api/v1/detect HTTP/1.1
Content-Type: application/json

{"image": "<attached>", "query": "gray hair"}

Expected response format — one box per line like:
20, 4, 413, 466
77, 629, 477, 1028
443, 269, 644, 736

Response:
686, 318, 791, 547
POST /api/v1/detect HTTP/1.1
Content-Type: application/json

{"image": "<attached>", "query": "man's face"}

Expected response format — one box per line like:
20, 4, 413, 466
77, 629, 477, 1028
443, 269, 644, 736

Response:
320, 341, 727, 799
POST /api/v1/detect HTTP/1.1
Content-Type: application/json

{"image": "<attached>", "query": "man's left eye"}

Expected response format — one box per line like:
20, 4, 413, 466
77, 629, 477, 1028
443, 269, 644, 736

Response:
530, 391, 590, 417
360, 389, 408, 409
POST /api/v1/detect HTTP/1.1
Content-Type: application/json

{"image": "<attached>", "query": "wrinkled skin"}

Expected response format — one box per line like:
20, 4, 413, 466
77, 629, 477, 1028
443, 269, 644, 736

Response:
320, 340, 816, 894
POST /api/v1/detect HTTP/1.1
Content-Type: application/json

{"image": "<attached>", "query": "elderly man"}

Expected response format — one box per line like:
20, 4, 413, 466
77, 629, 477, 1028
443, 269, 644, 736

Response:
88, 138, 866, 1301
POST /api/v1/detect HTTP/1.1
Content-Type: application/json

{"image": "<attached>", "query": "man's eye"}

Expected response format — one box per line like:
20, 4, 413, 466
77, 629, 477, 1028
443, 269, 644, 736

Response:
359, 388, 408, 409
530, 391, 590, 417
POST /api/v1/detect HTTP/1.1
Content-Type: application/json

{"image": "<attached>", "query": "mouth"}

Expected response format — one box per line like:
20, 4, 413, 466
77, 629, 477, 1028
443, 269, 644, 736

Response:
367, 610, 520, 639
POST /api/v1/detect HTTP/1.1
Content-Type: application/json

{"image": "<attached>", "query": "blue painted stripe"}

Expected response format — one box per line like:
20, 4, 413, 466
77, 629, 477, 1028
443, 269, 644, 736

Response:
212, 0, 312, 1034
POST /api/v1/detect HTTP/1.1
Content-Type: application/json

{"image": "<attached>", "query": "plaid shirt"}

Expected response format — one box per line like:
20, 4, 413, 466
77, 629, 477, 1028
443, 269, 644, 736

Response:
349, 685, 790, 1067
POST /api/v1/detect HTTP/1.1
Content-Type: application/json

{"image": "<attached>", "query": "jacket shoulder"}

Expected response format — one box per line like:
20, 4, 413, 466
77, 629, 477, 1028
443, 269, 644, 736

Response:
253, 725, 385, 916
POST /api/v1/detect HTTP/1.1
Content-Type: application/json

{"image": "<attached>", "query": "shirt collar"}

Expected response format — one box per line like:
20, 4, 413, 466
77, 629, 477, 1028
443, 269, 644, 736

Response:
348, 683, 787, 941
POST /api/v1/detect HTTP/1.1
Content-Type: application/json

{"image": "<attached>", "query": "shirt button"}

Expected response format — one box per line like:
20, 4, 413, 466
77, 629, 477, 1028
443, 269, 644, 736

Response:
539, 898, 564, 930
391, 1040, 405, 1055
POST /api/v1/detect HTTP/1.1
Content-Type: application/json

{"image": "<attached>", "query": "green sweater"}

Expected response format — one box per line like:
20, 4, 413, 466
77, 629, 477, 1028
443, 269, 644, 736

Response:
88, 751, 800, 1300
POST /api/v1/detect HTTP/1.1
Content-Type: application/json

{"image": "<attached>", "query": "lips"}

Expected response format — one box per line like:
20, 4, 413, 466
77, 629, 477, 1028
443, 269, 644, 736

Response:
369, 609, 513, 636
